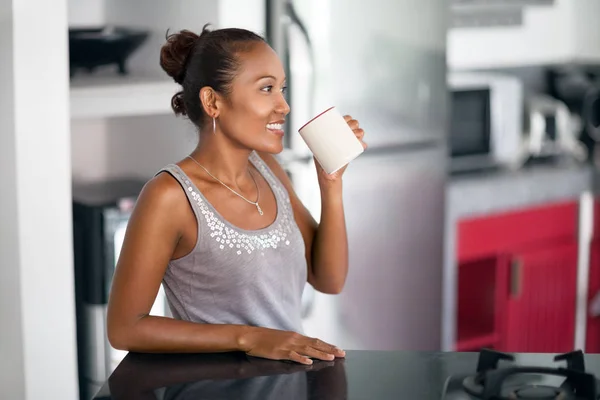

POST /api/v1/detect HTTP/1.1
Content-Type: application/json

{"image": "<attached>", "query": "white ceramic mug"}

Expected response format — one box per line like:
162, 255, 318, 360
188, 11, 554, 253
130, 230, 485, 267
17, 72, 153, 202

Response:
298, 106, 365, 174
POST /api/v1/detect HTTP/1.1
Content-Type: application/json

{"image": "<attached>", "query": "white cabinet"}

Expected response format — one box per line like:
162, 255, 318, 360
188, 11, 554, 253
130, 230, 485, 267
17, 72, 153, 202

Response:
448, 0, 600, 70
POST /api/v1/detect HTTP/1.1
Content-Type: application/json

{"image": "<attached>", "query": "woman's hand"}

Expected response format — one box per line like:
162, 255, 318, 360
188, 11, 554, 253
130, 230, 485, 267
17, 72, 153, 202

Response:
238, 327, 346, 365
315, 114, 367, 190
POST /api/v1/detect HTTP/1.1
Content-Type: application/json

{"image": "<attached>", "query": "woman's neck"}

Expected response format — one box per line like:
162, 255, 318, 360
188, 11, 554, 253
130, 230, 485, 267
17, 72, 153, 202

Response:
189, 138, 254, 188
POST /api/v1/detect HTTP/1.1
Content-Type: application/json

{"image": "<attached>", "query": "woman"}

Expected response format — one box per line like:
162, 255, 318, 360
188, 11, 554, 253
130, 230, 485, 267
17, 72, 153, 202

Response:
107, 25, 367, 366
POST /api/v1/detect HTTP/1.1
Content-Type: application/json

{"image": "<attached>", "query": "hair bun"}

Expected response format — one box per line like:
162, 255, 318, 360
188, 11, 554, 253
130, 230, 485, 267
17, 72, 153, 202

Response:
171, 91, 187, 116
160, 29, 199, 84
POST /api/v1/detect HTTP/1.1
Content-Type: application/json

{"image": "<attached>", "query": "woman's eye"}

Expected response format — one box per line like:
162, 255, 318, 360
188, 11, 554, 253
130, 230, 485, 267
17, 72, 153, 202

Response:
261, 85, 287, 93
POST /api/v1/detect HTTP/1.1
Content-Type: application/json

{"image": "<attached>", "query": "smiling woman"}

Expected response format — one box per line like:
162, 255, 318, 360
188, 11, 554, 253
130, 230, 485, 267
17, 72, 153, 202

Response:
106, 24, 366, 366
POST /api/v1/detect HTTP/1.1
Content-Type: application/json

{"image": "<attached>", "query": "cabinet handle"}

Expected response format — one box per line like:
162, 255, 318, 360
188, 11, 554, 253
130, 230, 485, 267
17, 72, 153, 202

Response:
591, 291, 600, 318
511, 258, 522, 298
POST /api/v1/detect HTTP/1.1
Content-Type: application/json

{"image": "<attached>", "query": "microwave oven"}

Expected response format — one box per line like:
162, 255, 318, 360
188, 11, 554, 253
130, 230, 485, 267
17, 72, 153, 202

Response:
448, 72, 524, 172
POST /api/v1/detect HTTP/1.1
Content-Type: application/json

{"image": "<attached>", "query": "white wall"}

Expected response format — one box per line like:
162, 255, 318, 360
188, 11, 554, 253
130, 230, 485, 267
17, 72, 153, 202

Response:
448, 0, 600, 70
68, 0, 105, 26
71, 116, 196, 182
218, 0, 265, 35
0, 1, 25, 398
570, 0, 600, 61
0, 0, 79, 398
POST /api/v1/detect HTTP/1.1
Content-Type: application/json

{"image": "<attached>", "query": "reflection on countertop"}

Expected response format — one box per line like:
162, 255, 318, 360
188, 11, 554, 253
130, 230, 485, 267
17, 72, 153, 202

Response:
93, 350, 454, 400
96, 351, 348, 400
93, 350, 600, 400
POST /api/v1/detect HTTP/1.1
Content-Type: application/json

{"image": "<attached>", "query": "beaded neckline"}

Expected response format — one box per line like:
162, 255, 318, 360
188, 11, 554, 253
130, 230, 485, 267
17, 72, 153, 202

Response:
168, 152, 295, 255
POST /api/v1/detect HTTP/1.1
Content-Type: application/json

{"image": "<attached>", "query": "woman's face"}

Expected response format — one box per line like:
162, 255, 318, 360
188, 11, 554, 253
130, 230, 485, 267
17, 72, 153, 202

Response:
216, 41, 290, 154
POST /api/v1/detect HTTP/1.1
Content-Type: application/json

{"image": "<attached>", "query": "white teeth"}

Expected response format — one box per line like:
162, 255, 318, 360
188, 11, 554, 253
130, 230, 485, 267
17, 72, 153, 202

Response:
267, 123, 283, 130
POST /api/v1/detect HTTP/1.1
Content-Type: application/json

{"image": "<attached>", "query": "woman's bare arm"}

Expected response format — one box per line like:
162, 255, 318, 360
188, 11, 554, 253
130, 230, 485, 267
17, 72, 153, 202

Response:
258, 152, 348, 294
106, 173, 248, 352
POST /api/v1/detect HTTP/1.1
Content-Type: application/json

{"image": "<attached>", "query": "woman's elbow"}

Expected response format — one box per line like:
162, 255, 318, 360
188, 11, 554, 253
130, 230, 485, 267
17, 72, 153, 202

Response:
107, 318, 134, 351
309, 274, 346, 294
107, 327, 128, 351
314, 281, 345, 295
322, 286, 344, 295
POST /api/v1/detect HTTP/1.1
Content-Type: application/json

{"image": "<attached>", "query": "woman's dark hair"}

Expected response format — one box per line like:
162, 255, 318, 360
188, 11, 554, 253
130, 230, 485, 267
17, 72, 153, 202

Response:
159, 24, 266, 130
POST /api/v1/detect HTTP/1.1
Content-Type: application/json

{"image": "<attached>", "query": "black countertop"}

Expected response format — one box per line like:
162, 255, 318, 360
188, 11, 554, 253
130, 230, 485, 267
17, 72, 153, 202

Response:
93, 349, 600, 399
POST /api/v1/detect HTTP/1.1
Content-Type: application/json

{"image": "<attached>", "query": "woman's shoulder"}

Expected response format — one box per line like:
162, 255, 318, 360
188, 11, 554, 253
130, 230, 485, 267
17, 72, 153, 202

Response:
135, 167, 190, 215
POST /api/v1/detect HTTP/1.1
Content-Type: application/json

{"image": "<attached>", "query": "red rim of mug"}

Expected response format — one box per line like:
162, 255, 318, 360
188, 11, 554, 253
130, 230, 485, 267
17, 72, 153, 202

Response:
298, 106, 336, 131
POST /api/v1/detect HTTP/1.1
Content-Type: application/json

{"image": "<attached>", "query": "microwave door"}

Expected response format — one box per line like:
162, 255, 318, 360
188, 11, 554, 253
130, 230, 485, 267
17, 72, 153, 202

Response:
449, 88, 495, 173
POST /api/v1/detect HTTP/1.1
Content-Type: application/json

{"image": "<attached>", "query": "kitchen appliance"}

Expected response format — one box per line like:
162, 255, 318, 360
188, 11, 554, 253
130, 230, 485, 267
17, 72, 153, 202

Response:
447, 71, 525, 173
72, 178, 169, 400
521, 93, 587, 163
442, 348, 600, 399
547, 65, 600, 165
266, 0, 447, 351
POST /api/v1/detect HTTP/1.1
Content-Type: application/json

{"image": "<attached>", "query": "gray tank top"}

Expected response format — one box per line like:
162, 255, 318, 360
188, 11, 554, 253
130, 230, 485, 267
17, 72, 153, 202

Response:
155, 151, 307, 333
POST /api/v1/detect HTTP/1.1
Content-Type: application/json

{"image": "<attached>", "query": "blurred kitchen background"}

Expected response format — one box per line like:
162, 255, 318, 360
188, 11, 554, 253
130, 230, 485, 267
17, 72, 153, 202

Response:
3, 0, 600, 399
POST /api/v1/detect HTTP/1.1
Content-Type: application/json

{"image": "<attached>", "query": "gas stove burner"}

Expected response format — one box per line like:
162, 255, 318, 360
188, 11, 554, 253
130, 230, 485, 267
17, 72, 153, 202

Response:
509, 385, 567, 399
460, 349, 599, 400
463, 376, 575, 400
462, 374, 576, 400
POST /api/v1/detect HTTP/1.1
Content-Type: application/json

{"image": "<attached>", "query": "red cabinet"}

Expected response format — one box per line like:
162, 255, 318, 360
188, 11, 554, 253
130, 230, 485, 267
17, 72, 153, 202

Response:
585, 241, 600, 353
456, 201, 579, 353
456, 256, 508, 351
586, 200, 600, 353
502, 242, 578, 353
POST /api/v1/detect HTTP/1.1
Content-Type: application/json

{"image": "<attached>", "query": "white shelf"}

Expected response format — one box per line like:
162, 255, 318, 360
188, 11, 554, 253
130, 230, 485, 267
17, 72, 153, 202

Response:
69, 70, 179, 119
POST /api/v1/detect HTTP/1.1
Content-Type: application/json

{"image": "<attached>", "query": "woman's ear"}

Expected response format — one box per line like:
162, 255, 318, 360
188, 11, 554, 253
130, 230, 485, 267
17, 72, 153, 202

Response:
199, 87, 221, 119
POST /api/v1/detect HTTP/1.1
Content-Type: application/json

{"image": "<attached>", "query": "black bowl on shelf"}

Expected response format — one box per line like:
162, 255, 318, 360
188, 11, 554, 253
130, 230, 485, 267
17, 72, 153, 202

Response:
68, 26, 149, 77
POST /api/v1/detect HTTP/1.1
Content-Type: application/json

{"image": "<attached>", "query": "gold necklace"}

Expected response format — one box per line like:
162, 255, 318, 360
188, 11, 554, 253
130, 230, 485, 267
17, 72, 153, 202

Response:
186, 155, 263, 216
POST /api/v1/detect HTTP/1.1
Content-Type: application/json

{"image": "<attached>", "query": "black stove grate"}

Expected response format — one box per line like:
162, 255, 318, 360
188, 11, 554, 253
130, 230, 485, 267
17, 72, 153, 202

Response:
460, 349, 600, 400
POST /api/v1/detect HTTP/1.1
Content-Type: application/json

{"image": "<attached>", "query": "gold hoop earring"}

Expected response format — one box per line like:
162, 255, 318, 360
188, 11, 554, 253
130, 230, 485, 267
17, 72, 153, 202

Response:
212, 117, 216, 134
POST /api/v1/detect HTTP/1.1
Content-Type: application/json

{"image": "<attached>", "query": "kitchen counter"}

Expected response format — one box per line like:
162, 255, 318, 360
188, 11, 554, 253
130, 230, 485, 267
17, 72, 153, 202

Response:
447, 162, 593, 219
93, 350, 600, 399
442, 161, 595, 351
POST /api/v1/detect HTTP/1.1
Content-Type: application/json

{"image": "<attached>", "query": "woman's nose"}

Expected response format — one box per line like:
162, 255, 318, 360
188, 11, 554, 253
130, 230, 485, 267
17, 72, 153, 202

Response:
277, 94, 291, 116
